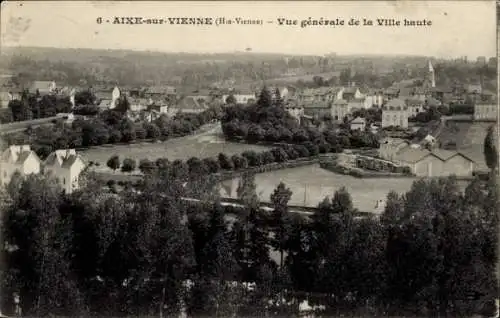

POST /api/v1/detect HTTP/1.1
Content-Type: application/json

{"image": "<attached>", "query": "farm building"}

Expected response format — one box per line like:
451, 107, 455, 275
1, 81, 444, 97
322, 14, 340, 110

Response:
393, 148, 475, 177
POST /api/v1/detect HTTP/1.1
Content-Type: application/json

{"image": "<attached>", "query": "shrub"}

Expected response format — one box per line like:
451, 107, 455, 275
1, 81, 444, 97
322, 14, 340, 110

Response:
271, 148, 288, 163
218, 153, 234, 170
202, 157, 221, 174
242, 151, 262, 167
293, 145, 310, 158
318, 143, 331, 154
107, 155, 120, 171
139, 159, 157, 174
121, 158, 136, 172
261, 151, 276, 164
232, 155, 248, 170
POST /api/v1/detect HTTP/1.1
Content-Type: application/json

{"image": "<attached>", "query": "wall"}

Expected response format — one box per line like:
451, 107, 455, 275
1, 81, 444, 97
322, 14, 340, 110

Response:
440, 155, 474, 177
382, 110, 409, 128
474, 104, 498, 121
413, 154, 474, 177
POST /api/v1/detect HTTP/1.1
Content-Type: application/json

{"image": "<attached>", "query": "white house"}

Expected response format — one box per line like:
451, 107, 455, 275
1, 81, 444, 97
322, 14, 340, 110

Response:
382, 98, 409, 128
474, 102, 498, 121
406, 98, 425, 117
350, 116, 366, 131
0, 145, 41, 186
44, 149, 86, 194
129, 98, 152, 112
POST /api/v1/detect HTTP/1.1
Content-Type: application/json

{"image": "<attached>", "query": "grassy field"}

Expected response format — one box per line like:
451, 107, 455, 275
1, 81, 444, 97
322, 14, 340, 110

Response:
223, 164, 471, 213
81, 126, 271, 170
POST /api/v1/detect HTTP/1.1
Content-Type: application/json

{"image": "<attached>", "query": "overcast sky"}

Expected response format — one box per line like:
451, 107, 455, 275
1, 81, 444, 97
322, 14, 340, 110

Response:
0, 1, 496, 59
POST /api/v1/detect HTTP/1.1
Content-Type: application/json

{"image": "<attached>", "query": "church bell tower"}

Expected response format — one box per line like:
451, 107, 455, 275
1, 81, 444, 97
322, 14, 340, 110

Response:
427, 60, 436, 88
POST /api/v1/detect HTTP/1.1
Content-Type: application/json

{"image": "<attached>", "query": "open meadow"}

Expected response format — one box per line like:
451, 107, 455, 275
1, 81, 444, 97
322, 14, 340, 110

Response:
81, 125, 271, 170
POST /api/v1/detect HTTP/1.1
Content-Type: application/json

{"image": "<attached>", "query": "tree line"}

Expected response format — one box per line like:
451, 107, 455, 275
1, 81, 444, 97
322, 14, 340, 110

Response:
3, 106, 222, 160
221, 87, 380, 149
2, 91, 73, 124
1, 164, 498, 317
105, 141, 340, 177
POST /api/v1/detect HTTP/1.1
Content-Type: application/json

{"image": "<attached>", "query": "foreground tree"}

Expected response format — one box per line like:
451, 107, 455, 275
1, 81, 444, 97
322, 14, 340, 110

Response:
484, 125, 498, 175
270, 182, 293, 267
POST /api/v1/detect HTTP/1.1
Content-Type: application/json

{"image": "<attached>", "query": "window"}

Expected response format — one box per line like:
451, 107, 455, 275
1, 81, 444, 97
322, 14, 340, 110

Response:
63, 178, 65, 185
3, 171, 6, 177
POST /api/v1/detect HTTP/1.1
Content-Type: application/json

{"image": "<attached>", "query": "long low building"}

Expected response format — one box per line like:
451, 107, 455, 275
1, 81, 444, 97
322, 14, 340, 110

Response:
392, 147, 475, 177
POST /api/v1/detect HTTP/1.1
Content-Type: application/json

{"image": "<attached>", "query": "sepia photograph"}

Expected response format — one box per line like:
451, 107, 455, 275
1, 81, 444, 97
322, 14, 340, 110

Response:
0, 0, 498, 317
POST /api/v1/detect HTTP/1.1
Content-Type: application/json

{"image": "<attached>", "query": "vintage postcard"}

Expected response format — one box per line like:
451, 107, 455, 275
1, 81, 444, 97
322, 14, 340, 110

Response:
0, 1, 498, 317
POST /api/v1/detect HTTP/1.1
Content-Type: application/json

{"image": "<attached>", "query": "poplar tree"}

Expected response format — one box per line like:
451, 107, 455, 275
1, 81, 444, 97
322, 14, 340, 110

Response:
484, 125, 498, 174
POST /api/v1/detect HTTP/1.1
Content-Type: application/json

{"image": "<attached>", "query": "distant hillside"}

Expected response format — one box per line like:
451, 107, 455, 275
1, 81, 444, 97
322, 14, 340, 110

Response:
0, 46, 322, 87
0, 46, 495, 92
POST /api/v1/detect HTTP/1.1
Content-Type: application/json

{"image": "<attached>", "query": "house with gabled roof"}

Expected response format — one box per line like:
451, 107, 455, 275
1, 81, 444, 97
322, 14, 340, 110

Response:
145, 86, 177, 99
44, 149, 86, 194
171, 96, 206, 114
0, 145, 41, 186
350, 116, 366, 131
378, 137, 410, 161
341, 87, 363, 101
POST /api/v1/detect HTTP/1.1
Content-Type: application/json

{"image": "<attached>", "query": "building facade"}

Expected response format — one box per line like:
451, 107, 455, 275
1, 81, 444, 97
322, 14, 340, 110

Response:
474, 102, 498, 121
331, 99, 349, 121
382, 99, 409, 128
44, 149, 86, 194
350, 117, 366, 131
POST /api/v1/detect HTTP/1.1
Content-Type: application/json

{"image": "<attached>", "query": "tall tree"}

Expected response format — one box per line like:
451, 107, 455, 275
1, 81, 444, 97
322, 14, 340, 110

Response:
270, 182, 293, 267
484, 125, 498, 174
256, 86, 272, 110
273, 88, 284, 108
2, 174, 84, 316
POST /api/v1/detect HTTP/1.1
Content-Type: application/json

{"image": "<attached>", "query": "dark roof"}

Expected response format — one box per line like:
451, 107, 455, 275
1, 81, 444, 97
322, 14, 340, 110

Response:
147, 86, 177, 95
343, 87, 359, 94
16, 151, 33, 164
395, 147, 474, 164
2, 146, 37, 164
61, 155, 80, 168
44, 150, 83, 168
177, 96, 205, 110
384, 87, 399, 95
393, 79, 417, 88
399, 87, 414, 98
303, 101, 330, 109
333, 99, 347, 105
383, 98, 407, 110
350, 116, 366, 124
394, 148, 430, 163
406, 98, 424, 106
426, 97, 441, 107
